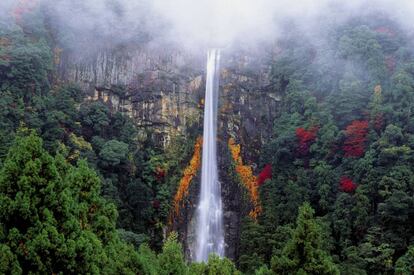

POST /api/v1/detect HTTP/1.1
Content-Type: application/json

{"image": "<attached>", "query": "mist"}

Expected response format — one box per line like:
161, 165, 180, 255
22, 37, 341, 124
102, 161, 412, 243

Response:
1, 0, 414, 51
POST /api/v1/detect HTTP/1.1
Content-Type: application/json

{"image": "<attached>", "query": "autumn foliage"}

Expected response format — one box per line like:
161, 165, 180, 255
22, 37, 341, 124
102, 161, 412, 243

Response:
155, 167, 166, 182
374, 27, 396, 37
296, 126, 319, 156
13, 0, 38, 24
373, 114, 384, 132
0, 38, 11, 63
371, 85, 384, 133
257, 164, 272, 186
340, 176, 358, 193
171, 137, 202, 219
229, 138, 262, 220
385, 56, 396, 73
343, 120, 369, 157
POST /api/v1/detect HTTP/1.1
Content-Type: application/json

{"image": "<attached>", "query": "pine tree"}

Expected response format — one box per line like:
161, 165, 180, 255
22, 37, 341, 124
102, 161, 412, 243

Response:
189, 254, 241, 275
158, 232, 187, 275
0, 131, 141, 274
271, 202, 339, 275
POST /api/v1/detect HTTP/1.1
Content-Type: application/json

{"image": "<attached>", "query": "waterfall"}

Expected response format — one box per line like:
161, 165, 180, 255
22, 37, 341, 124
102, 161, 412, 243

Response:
194, 49, 225, 262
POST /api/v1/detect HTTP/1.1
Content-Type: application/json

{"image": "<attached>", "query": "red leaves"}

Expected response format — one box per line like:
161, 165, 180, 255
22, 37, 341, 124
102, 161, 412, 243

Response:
152, 199, 160, 209
340, 176, 358, 193
374, 27, 396, 37
155, 167, 165, 182
385, 56, 396, 73
12, 0, 38, 24
296, 126, 319, 156
343, 120, 369, 158
257, 164, 272, 186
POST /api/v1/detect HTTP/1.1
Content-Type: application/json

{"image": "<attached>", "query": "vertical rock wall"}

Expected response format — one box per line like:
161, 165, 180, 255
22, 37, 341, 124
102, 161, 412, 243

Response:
58, 43, 282, 261
59, 45, 206, 145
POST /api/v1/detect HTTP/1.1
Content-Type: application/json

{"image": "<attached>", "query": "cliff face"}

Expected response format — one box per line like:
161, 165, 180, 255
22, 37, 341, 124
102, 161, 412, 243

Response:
58, 45, 206, 146
58, 45, 280, 148
59, 44, 281, 260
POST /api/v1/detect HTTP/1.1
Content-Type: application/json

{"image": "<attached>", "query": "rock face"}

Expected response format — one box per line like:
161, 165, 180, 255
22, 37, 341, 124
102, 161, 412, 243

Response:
59, 43, 281, 261
59, 45, 206, 146
217, 138, 249, 261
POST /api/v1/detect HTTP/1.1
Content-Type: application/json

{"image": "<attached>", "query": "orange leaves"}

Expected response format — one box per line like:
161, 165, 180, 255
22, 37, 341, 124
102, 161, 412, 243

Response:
228, 138, 262, 220
229, 138, 242, 163
170, 137, 263, 223
171, 137, 202, 218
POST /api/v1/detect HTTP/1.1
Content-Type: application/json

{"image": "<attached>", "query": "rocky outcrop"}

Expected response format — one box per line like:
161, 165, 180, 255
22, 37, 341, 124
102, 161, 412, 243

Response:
169, 138, 250, 262
59, 43, 282, 262
218, 138, 250, 261
59, 45, 280, 149
59, 45, 206, 146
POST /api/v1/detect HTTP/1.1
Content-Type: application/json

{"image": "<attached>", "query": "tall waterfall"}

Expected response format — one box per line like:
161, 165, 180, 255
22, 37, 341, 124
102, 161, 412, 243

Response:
194, 49, 225, 262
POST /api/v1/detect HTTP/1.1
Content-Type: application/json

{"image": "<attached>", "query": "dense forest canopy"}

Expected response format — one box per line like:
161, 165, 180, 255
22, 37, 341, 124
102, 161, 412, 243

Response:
1, 0, 414, 274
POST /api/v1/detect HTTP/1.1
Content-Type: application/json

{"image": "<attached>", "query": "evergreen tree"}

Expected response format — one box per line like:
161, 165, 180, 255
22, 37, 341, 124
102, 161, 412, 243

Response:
158, 232, 187, 275
395, 245, 414, 275
189, 254, 241, 275
0, 131, 141, 274
270, 203, 339, 275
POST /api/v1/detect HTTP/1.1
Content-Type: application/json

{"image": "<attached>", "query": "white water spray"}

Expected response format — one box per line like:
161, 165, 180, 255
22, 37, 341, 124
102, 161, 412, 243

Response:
194, 49, 225, 262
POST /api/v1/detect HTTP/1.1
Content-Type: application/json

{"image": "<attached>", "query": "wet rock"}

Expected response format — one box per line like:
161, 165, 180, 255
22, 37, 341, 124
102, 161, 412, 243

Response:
60, 43, 283, 262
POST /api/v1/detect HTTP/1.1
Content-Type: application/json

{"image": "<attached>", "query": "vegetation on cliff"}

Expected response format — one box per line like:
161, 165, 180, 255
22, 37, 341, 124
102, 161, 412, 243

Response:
238, 17, 414, 275
1, 4, 414, 275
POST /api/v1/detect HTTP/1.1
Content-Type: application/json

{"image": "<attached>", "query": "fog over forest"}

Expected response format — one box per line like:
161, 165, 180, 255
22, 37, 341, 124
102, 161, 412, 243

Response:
1, 0, 414, 274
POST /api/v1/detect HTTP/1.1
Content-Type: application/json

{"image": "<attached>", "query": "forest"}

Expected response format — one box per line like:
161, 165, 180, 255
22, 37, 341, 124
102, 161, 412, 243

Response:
1, 0, 414, 274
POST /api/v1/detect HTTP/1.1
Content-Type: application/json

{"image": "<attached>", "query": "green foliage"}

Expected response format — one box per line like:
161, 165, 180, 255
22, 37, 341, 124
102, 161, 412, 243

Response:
118, 229, 149, 249
189, 254, 241, 275
238, 17, 414, 275
270, 203, 339, 275
2, 8, 414, 275
99, 139, 129, 167
0, 132, 142, 274
395, 245, 414, 275
238, 217, 268, 272
137, 243, 160, 275
80, 102, 110, 137
158, 232, 187, 275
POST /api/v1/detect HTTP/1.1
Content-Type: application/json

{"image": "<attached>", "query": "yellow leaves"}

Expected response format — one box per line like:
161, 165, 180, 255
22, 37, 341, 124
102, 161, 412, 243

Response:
53, 47, 63, 65
170, 137, 202, 222
67, 150, 80, 162
67, 133, 92, 161
70, 133, 92, 151
0, 37, 10, 47
228, 138, 262, 220
374, 85, 382, 95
